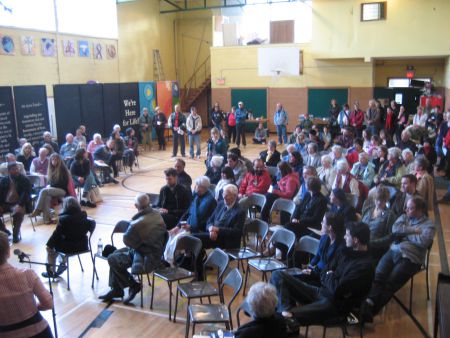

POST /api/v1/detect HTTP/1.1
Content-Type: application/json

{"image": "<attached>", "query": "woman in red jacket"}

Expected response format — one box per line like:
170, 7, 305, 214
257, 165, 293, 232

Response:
261, 161, 300, 222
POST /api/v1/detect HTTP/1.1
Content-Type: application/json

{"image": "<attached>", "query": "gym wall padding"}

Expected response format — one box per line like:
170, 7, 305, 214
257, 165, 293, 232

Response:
119, 82, 140, 135
307, 88, 348, 118
231, 88, 267, 132
53, 84, 82, 145
103, 83, 121, 137
14, 85, 50, 147
80, 84, 105, 139
0, 86, 18, 154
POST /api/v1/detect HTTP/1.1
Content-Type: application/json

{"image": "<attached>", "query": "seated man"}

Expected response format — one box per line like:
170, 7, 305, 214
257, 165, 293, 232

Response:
174, 158, 192, 192
154, 168, 191, 230
0, 153, 27, 176
36, 131, 59, 154
93, 139, 119, 183
0, 162, 32, 243
253, 122, 267, 144
238, 158, 272, 199
391, 174, 420, 218
99, 193, 166, 304
303, 143, 321, 168
227, 152, 248, 186
271, 212, 345, 310
259, 140, 281, 167
362, 196, 435, 321
59, 133, 77, 166
279, 222, 374, 328
193, 184, 245, 250
286, 177, 328, 239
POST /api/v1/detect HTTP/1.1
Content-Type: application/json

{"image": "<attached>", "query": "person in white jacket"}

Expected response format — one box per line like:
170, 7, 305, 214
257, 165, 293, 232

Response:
186, 106, 203, 159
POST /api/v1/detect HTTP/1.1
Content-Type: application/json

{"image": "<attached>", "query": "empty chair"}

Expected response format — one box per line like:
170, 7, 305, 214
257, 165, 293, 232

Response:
245, 193, 267, 219
244, 228, 296, 295
268, 198, 296, 232
150, 235, 203, 321
174, 248, 229, 323
185, 268, 243, 338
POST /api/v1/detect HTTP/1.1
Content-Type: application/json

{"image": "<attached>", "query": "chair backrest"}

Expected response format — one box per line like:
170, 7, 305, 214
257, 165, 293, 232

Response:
111, 220, 130, 247
86, 217, 96, 250
221, 268, 243, 308
27, 175, 41, 187
243, 219, 269, 251
147, 193, 159, 206
204, 248, 229, 282
297, 235, 320, 256
269, 228, 296, 259
247, 193, 267, 210
174, 235, 203, 272
266, 166, 278, 178
238, 197, 251, 216
269, 198, 296, 223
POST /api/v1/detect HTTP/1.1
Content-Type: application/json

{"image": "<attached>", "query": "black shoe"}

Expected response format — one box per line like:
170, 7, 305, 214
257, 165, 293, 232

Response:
98, 288, 124, 302
360, 300, 374, 323
80, 200, 87, 207
284, 317, 300, 335
85, 201, 97, 208
123, 283, 141, 305
12, 236, 20, 244
42, 271, 57, 278
56, 263, 67, 276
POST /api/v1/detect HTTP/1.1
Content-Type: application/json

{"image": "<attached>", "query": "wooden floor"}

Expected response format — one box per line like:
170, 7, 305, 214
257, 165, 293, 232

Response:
7, 130, 450, 338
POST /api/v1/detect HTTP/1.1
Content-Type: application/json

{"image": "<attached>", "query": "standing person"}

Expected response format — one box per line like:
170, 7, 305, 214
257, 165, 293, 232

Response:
139, 107, 153, 151
365, 99, 381, 136
227, 106, 237, 144
153, 106, 167, 151
0, 232, 54, 338
169, 104, 187, 157
99, 193, 166, 304
186, 106, 202, 159
274, 103, 288, 145
350, 101, 365, 137
0, 162, 32, 242
210, 102, 224, 131
235, 101, 247, 148
329, 99, 341, 138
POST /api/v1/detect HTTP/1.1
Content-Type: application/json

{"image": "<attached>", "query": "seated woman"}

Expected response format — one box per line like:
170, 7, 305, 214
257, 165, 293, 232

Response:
235, 282, 287, 338
0, 232, 54, 338
261, 161, 300, 222
215, 166, 236, 201
317, 154, 336, 193
361, 186, 396, 259
372, 147, 406, 190
329, 188, 357, 223
253, 122, 267, 144
87, 133, 104, 154
205, 155, 224, 185
42, 197, 92, 277
123, 127, 138, 171
288, 151, 303, 178
31, 153, 72, 224
16, 142, 35, 173
70, 148, 97, 208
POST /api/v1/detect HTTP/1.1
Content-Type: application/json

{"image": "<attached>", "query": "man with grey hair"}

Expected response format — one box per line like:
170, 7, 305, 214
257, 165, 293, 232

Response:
0, 153, 26, 176
36, 131, 59, 154
304, 142, 321, 168
193, 184, 245, 249
60, 133, 77, 165
234, 282, 287, 337
99, 193, 166, 304
331, 144, 345, 168
259, 140, 281, 167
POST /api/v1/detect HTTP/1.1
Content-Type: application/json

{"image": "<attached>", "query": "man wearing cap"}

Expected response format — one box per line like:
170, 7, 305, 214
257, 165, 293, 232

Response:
0, 162, 32, 243
235, 101, 248, 148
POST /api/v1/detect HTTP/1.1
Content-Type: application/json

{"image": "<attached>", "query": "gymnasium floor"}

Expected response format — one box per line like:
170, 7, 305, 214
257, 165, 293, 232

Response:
7, 130, 450, 338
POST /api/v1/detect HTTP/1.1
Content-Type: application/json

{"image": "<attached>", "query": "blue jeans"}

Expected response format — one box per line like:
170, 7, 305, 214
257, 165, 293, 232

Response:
188, 133, 201, 157
276, 125, 287, 144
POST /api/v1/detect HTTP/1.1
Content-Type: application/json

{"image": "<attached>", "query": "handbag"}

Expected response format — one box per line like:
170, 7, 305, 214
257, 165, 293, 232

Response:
89, 186, 103, 203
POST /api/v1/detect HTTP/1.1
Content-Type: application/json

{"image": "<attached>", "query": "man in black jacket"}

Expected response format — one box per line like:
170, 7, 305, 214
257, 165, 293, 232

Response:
285, 177, 328, 239
174, 158, 192, 191
0, 162, 32, 243
280, 222, 374, 326
259, 140, 281, 168
154, 168, 191, 230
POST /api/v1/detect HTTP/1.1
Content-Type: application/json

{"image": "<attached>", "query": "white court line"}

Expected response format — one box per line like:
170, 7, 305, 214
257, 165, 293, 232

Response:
112, 303, 186, 322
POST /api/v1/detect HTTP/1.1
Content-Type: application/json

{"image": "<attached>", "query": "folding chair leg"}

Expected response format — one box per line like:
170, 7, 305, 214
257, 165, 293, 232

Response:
150, 274, 155, 309
67, 259, 70, 291
243, 262, 250, 296
174, 289, 179, 323
91, 256, 96, 288
409, 277, 414, 313
140, 280, 143, 308
323, 326, 327, 338
426, 267, 430, 300
168, 281, 173, 321
184, 312, 191, 338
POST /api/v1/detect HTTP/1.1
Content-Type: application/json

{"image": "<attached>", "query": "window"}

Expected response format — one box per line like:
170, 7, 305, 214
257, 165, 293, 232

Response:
361, 2, 386, 21
388, 78, 431, 88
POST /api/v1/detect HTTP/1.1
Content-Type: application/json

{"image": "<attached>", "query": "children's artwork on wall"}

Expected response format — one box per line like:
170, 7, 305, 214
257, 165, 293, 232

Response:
62, 39, 75, 57
106, 44, 116, 59
78, 40, 90, 57
0, 35, 15, 55
21, 36, 35, 55
41, 38, 56, 57
93, 42, 102, 59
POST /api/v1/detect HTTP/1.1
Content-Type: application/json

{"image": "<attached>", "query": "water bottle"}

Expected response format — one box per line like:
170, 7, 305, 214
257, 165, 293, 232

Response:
97, 238, 103, 256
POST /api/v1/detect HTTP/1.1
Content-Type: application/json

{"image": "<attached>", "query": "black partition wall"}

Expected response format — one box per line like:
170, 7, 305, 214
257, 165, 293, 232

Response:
102, 83, 121, 137
0, 86, 18, 155
80, 84, 105, 140
54, 84, 82, 145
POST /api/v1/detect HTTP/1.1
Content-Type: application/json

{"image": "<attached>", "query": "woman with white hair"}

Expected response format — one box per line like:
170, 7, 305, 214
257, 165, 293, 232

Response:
205, 155, 224, 184
332, 159, 359, 197
317, 154, 336, 192
331, 144, 344, 168
304, 142, 321, 168
402, 148, 415, 174
351, 152, 376, 188
373, 147, 406, 189
235, 282, 287, 338
164, 176, 217, 264
87, 133, 103, 154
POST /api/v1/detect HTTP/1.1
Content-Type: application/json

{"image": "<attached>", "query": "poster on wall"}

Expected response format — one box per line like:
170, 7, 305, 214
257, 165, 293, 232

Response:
0, 87, 18, 154
0, 35, 15, 55
41, 38, 56, 57
93, 42, 103, 59
119, 83, 140, 134
78, 40, 90, 57
106, 44, 116, 59
14, 85, 50, 147
138, 82, 156, 113
21, 36, 35, 56
62, 39, 75, 57
156, 81, 174, 117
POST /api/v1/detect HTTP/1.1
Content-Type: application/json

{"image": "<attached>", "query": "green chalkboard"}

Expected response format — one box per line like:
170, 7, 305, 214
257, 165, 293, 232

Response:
231, 89, 267, 132
307, 88, 348, 118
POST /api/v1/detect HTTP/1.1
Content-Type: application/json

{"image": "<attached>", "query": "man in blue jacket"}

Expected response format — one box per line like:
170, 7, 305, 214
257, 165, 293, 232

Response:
235, 101, 248, 148
274, 103, 288, 145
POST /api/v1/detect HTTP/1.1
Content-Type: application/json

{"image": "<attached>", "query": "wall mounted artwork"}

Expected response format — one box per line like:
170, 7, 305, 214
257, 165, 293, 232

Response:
0, 35, 15, 55
41, 38, 56, 57
20, 36, 35, 56
62, 39, 75, 57
106, 44, 116, 59
78, 40, 90, 57
93, 42, 102, 59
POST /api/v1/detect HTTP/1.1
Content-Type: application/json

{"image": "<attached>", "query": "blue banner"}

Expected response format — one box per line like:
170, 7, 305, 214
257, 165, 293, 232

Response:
138, 82, 156, 115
